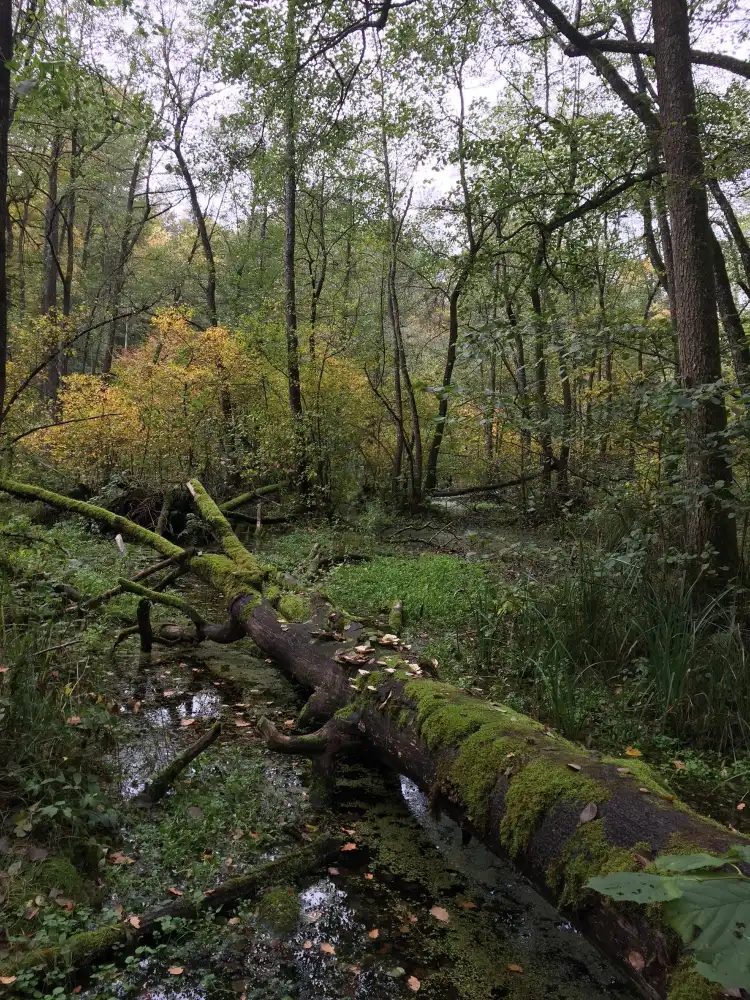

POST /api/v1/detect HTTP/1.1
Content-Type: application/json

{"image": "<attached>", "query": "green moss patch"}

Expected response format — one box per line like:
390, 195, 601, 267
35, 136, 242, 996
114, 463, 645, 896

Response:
666, 959, 724, 1000
546, 820, 643, 907
501, 761, 609, 857
277, 593, 312, 622
257, 886, 300, 933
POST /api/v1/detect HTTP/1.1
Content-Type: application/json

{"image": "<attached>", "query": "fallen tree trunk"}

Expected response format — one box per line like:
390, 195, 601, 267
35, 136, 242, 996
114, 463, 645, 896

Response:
0, 474, 742, 1000
2, 840, 336, 979
429, 471, 543, 497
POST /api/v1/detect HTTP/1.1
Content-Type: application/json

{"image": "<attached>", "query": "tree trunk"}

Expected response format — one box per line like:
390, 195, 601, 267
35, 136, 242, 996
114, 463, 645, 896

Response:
0, 473, 738, 1000
710, 230, 750, 390
0, 0, 11, 431
708, 177, 750, 293
174, 133, 217, 327
652, 0, 738, 580
283, 0, 303, 428
42, 134, 62, 402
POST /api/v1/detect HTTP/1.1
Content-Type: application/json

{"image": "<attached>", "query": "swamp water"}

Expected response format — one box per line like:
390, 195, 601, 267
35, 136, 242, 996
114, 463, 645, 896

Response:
89, 638, 637, 1000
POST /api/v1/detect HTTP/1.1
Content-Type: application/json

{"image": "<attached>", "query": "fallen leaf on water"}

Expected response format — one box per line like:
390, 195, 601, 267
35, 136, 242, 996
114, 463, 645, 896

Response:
108, 851, 135, 865
66, 716, 82, 726
167, 888, 183, 897
128, 915, 141, 929
579, 803, 598, 824
461, 901, 477, 910
507, 963, 524, 974
368, 928, 379, 939
180, 718, 196, 727
342, 842, 357, 851
429, 905, 450, 923
407, 976, 421, 991
168, 967, 184, 975
303, 940, 313, 949
320, 942, 335, 955
672, 760, 685, 770
227, 917, 241, 926
627, 952, 645, 971
328, 867, 339, 875
624, 746, 642, 758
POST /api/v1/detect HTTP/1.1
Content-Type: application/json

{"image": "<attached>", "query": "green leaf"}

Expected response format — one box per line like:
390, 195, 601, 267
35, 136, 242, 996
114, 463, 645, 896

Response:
663, 877, 750, 988
654, 853, 731, 873
728, 845, 750, 865
585, 873, 683, 903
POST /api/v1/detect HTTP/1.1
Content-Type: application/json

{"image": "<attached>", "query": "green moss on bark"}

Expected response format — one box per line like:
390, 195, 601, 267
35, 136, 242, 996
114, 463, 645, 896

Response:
277, 593, 311, 623
546, 820, 644, 907
501, 761, 609, 857
666, 959, 724, 1000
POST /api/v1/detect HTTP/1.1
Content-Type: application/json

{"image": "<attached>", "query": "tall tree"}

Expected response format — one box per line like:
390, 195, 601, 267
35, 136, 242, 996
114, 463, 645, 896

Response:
652, 0, 738, 577
0, 0, 11, 432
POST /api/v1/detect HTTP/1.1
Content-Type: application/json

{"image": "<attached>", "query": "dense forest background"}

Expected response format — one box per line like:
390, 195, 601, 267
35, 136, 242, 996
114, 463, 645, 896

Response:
0, 0, 747, 535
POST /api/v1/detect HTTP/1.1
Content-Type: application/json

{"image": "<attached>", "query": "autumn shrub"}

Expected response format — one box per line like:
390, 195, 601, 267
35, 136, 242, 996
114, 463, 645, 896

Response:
31, 310, 386, 500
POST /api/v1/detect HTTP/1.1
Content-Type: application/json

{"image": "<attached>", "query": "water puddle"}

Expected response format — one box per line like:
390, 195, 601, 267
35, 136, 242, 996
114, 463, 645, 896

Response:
89, 638, 638, 1000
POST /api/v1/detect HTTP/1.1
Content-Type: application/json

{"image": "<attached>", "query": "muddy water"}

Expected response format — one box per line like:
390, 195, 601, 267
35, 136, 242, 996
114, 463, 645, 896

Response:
95, 639, 637, 1000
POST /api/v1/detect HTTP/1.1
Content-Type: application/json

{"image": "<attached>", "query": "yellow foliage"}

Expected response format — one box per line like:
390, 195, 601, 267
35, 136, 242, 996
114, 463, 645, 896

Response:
31, 311, 386, 497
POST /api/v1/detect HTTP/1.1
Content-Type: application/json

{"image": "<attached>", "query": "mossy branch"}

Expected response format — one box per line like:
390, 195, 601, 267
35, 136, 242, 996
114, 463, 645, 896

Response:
83, 551, 194, 611
187, 478, 264, 584
117, 578, 206, 626
0, 477, 183, 559
257, 715, 361, 756
136, 721, 221, 803
219, 480, 289, 513
1, 840, 338, 981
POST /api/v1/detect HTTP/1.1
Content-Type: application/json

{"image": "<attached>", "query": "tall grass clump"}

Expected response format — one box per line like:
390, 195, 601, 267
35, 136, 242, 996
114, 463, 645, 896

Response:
487, 549, 750, 753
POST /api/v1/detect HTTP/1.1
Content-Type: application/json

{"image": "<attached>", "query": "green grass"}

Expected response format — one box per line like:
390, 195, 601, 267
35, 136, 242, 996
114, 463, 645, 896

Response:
325, 553, 486, 630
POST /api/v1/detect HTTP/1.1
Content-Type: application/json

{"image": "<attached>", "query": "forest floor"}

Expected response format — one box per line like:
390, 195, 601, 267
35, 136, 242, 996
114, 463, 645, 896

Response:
0, 496, 748, 999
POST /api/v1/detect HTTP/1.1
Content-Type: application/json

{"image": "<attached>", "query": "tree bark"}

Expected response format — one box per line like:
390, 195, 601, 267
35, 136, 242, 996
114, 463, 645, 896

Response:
710, 230, 750, 390
0, 474, 741, 999
709, 177, 750, 294
0, 0, 11, 431
652, 0, 738, 579
283, 0, 303, 427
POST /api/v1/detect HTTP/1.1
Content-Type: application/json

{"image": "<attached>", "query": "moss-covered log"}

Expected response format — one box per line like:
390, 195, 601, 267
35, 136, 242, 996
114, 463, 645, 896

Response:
0, 474, 743, 1000
219, 480, 289, 513
1, 840, 336, 980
